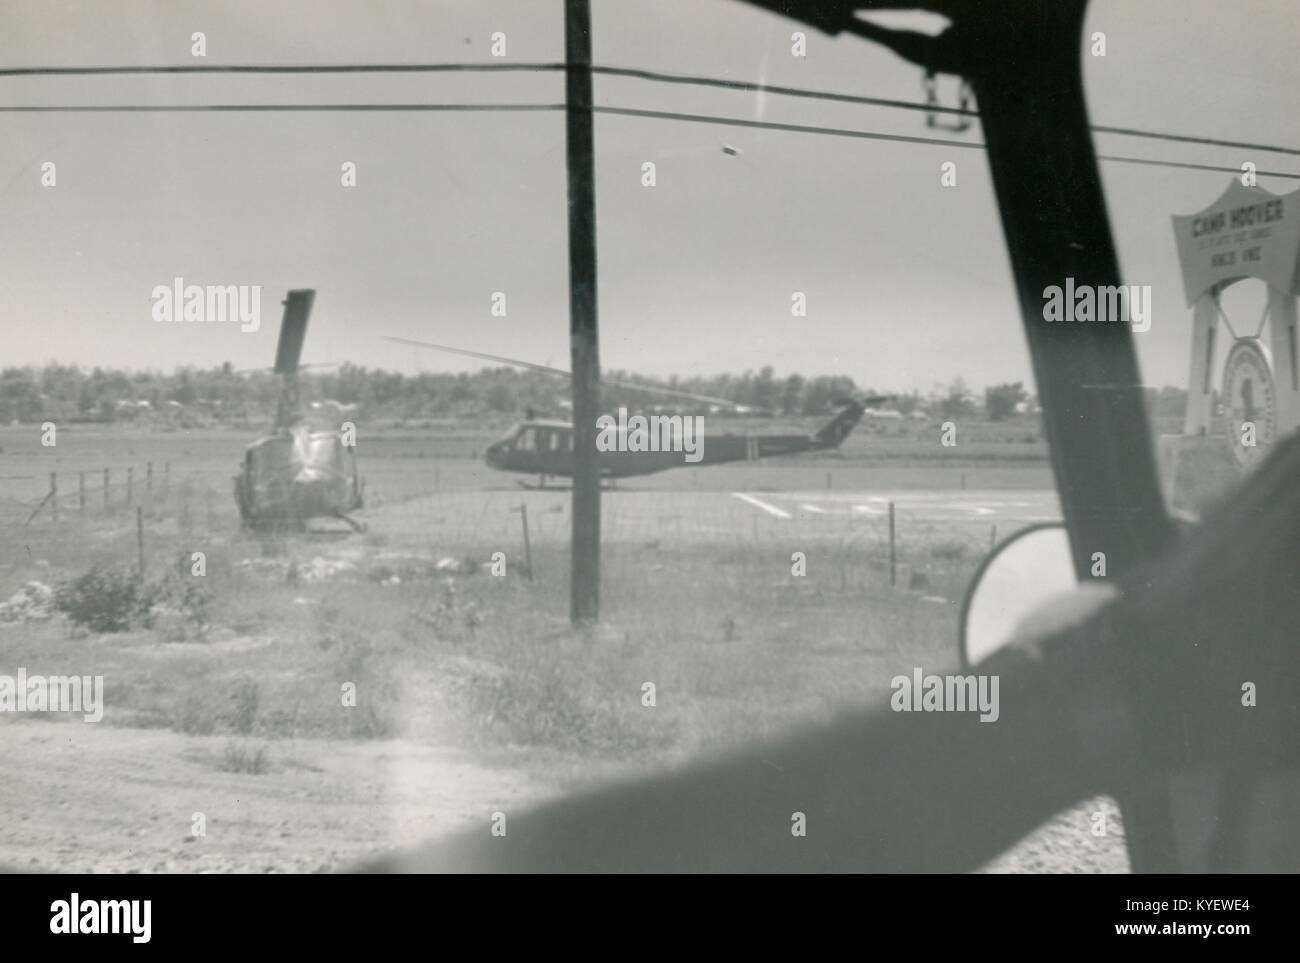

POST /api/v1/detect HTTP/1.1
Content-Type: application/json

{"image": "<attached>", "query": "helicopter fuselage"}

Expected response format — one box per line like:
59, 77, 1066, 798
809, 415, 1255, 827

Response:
485, 402, 864, 479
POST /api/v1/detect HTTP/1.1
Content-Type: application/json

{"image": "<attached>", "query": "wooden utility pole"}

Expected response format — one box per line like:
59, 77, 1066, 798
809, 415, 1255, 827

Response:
566, 0, 601, 624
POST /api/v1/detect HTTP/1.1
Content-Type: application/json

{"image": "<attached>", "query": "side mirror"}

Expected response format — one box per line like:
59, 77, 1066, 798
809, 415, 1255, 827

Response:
959, 523, 1085, 669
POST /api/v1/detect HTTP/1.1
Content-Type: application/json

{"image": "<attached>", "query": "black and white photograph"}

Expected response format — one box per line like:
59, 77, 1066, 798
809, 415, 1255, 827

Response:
0, 0, 1295, 919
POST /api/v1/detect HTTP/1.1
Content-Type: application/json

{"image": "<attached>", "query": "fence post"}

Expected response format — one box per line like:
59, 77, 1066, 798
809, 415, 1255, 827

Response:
519, 503, 534, 582
147, 461, 153, 493
889, 500, 896, 587
50, 472, 58, 522
136, 507, 145, 578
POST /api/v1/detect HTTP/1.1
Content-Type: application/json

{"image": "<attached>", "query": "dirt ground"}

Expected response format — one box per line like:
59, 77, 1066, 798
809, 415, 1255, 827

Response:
0, 719, 549, 873
1, 716, 1126, 873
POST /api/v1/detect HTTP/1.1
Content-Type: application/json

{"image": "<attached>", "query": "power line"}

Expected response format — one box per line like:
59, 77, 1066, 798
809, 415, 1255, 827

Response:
0, 98, 1295, 178
2, 59, 1297, 158
1092, 153, 1300, 180
596, 104, 983, 151
595, 105, 1300, 180
0, 62, 566, 77
593, 65, 1300, 158
0, 103, 563, 113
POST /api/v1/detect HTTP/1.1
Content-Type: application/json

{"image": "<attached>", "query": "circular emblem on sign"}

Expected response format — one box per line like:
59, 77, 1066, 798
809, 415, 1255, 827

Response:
1221, 338, 1275, 466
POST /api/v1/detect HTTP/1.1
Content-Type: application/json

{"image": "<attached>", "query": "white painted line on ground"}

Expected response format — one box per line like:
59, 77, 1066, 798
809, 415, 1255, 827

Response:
800, 503, 828, 514
731, 492, 792, 519
852, 504, 887, 515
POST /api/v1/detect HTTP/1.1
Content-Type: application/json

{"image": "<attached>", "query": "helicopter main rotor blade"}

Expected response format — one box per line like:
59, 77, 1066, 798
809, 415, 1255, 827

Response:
381, 335, 765, 413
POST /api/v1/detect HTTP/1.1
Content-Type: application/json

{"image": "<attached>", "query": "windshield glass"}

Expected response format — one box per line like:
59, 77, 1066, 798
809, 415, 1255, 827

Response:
9, 0, 1287, 876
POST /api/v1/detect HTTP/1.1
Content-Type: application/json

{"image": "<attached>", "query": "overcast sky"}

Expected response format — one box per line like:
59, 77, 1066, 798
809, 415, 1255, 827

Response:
1, 0, 1297, 393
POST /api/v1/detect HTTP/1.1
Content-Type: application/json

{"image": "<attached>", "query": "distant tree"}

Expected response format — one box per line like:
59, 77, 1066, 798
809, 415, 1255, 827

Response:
1148, 385, 1188, 419
485, 379, 516, 413
892, 390, 922, 416
780, 373, 804, 415
932, 377, 976, 420
801, 376, 858, 415
171, 369, 197, 405
0, 369, 43, 422
984, 381, 1028, 421
750, 365, 780, 412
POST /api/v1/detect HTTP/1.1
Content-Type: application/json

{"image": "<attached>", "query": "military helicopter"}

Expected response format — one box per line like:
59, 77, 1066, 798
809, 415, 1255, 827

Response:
383, 336, 888, 487
233, 290, 366, 530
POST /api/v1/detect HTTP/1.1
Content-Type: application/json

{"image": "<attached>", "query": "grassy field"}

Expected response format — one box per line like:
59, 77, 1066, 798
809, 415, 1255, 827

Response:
0, 419, 1125, 871
1, 419, 1041, 767
1, 479, 979, 773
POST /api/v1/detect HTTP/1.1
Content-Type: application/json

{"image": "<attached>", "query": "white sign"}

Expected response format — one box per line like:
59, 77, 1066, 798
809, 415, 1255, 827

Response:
1171, 181, 1300, 305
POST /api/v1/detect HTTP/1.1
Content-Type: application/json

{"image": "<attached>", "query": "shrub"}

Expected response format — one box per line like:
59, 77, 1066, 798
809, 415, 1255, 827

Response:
55, 562, 210, 636
218, 741, 269, 775
54, 565, 162, 633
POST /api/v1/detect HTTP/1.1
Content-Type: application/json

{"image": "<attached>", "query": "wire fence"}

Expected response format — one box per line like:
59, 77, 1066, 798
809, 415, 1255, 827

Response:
1, 450, 1044, 605
0, 461, 227, 530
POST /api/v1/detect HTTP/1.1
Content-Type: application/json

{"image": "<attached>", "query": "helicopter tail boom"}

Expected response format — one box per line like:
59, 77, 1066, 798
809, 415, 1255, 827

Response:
812, 399, 868, 449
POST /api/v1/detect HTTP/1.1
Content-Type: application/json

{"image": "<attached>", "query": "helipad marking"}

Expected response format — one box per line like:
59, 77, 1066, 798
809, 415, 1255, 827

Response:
731, 492, 792, 519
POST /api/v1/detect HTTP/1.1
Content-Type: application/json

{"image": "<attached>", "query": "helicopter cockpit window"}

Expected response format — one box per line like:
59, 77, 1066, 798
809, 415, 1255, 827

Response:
514, 428, 538, 452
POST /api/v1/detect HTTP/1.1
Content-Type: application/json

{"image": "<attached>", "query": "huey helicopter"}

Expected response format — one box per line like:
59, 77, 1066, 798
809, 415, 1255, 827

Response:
233, 290, 366, 531
383, 336, 888, 487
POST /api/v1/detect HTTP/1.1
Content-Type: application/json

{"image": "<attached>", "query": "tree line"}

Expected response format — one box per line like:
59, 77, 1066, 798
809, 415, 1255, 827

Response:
0, 363, 1186, 425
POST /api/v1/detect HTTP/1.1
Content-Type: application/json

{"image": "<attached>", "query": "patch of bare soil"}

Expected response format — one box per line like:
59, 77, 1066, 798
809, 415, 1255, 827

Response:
979, 798, 1129, 873
0, 719, 549, 873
